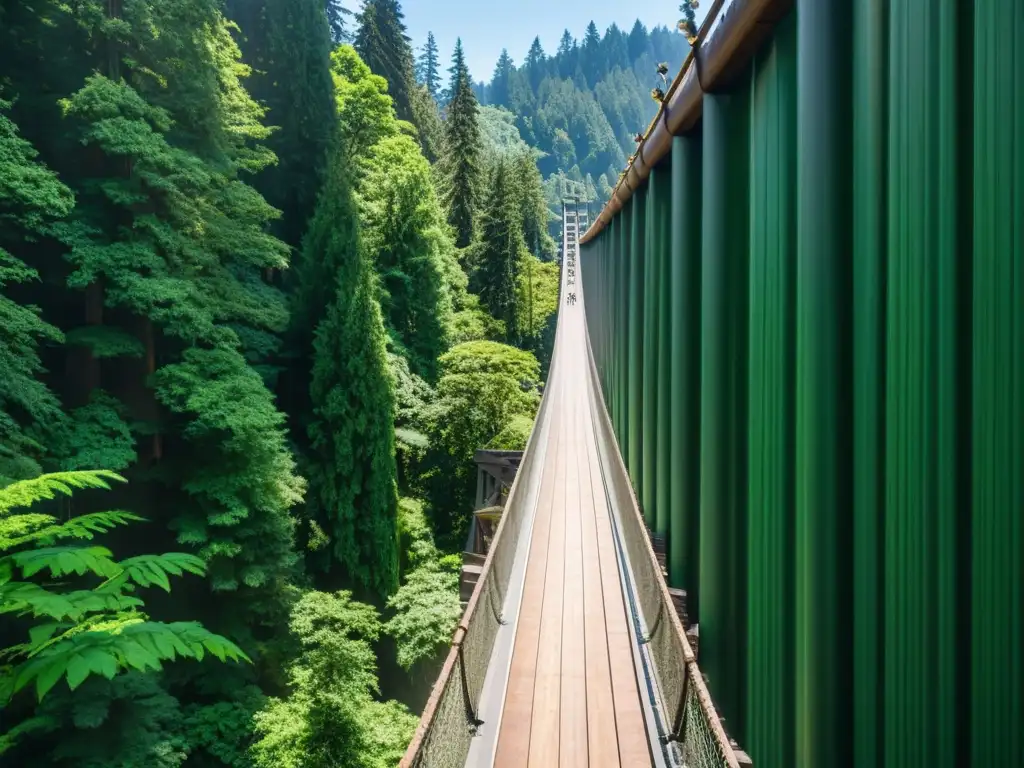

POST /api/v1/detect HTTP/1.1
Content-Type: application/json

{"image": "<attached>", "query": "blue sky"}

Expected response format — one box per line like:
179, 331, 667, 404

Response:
402, 0, 693, 85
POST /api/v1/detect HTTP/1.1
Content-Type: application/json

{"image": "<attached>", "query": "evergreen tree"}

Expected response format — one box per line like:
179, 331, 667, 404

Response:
332, 44, 398, 164
489, 49, 515, 108
326, 0, 352, 44
303, 157, 399, 599
473, 160, 524, 343
354, 0, 416, 124
416, 31, 441, 98
628, 19, 650, 62
557, 30, 577, 79
225, 0, 337, 249
360, 135, 453, 381
581, 21, 603, 86
440, 39, 483, 249
602, 23, 631, 72
512, 152, 556, 262
410, 83, 444, 163
526, 36, 547, 92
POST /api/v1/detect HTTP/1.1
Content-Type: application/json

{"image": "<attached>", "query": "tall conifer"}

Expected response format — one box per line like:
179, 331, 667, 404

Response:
355, 0, 416, 124
473, 160, 523, 343
440, 39, 482, 249
489, 50, 514, 108
225, 0, 337, 249
416, 32, 442, 98
325, 0, 352, 44
303, 157, 399, 599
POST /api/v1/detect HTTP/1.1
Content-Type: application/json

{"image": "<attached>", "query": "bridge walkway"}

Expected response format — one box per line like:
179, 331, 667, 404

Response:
487, 263, 651, 767
461, 203, 658, 767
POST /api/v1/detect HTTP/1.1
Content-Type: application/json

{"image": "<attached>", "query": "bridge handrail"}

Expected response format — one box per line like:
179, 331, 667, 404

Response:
581, 0, 791, 244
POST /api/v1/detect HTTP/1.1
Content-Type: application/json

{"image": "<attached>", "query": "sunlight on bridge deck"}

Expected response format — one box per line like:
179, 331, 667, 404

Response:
460, 204, 659, 768
489, 270, 652, 768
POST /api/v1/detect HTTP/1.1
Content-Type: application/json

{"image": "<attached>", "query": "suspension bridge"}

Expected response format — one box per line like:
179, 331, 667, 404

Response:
401, 1, 1022, 766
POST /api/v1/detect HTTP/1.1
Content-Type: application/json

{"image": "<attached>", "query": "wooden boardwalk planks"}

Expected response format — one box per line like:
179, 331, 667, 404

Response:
491, 286, 653, 768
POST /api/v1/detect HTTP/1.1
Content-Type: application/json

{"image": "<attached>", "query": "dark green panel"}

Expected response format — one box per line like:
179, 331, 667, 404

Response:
885, 3, 960, 766
794, 2, 852, 765
618, 203, 631, 445
699, 88, 749, 742
642, 174, 659, 528
746, 15, 796, 768
667, 133, 703, 607
652, 166, 672, 539
628, 189, 646, 491
972, 1, 1023, 764
852, 3, 887, 764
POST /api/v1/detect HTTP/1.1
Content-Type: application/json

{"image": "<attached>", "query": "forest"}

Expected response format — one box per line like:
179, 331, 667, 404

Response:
0, 0, 684, 765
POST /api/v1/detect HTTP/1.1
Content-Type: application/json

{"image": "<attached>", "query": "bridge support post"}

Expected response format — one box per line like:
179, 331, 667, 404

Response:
794, 1, 853, 765
627, 189, 646, 500
667, 133, 703, 613
699, 89, 750, 745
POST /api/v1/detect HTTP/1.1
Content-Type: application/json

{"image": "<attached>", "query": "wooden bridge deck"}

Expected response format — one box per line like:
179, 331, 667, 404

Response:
487, 257, 654, 767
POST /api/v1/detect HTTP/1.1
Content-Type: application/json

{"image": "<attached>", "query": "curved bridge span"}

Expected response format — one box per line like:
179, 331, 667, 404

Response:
400, 203, 739, 768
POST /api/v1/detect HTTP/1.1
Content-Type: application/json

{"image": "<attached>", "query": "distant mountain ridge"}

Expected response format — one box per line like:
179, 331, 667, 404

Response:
464, 20, 690, 206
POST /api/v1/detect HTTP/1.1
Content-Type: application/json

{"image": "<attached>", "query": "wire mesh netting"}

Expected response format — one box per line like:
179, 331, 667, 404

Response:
399, 324, 562, 768
585, 308, 743, 768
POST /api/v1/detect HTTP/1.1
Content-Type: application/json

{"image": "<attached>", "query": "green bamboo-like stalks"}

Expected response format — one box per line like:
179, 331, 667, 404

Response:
972, 3, 1023, 763
652, 165, 671, 539
700, 89, 750, 742
627, 190, 646, 492
852, 1, 887, 765
794, 1, 852, 764
746, 14, 796, 767
667, 134, 702, 612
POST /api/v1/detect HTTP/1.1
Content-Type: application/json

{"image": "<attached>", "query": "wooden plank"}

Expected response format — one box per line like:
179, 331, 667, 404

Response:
494, 404, 565, 767
559, 392, 589, 767
582, 389, 652, 767
578, 391, 621, 767
527, 393, 569, 765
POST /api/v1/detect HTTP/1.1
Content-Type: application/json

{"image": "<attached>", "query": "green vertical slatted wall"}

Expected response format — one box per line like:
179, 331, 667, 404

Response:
972, 1, 1022, 764
851, 1, 887, 766
578, 2, 1021, 765
642, 178, 658, 529
700, 89, 749, 743
746, 14, 796, 768
652, 166, 671, 540
667, 133, 702, 611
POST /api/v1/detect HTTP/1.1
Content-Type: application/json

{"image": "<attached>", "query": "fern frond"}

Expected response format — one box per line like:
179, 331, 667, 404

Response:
10, 546, 119, 579
0, 582, 143, 621
0, 471, 126, 514
1, 510, 143, 550
114, 552, 206, 591
8, 620, 250, 701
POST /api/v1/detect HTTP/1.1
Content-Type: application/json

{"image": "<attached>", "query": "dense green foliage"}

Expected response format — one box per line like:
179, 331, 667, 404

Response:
0, 472, 247, 757
423, 342, 542, 546
251, 590, 415, 768
301, 159, 399, 599
0, 0, 571, 762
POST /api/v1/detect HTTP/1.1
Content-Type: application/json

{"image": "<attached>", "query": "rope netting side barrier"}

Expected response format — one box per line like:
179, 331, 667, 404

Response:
398, 265, 566, 768
584, 310, 747, 768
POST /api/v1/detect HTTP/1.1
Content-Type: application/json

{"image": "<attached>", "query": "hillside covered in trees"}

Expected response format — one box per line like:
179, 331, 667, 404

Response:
442, 20, 690, 213
0, 0, 684, 765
